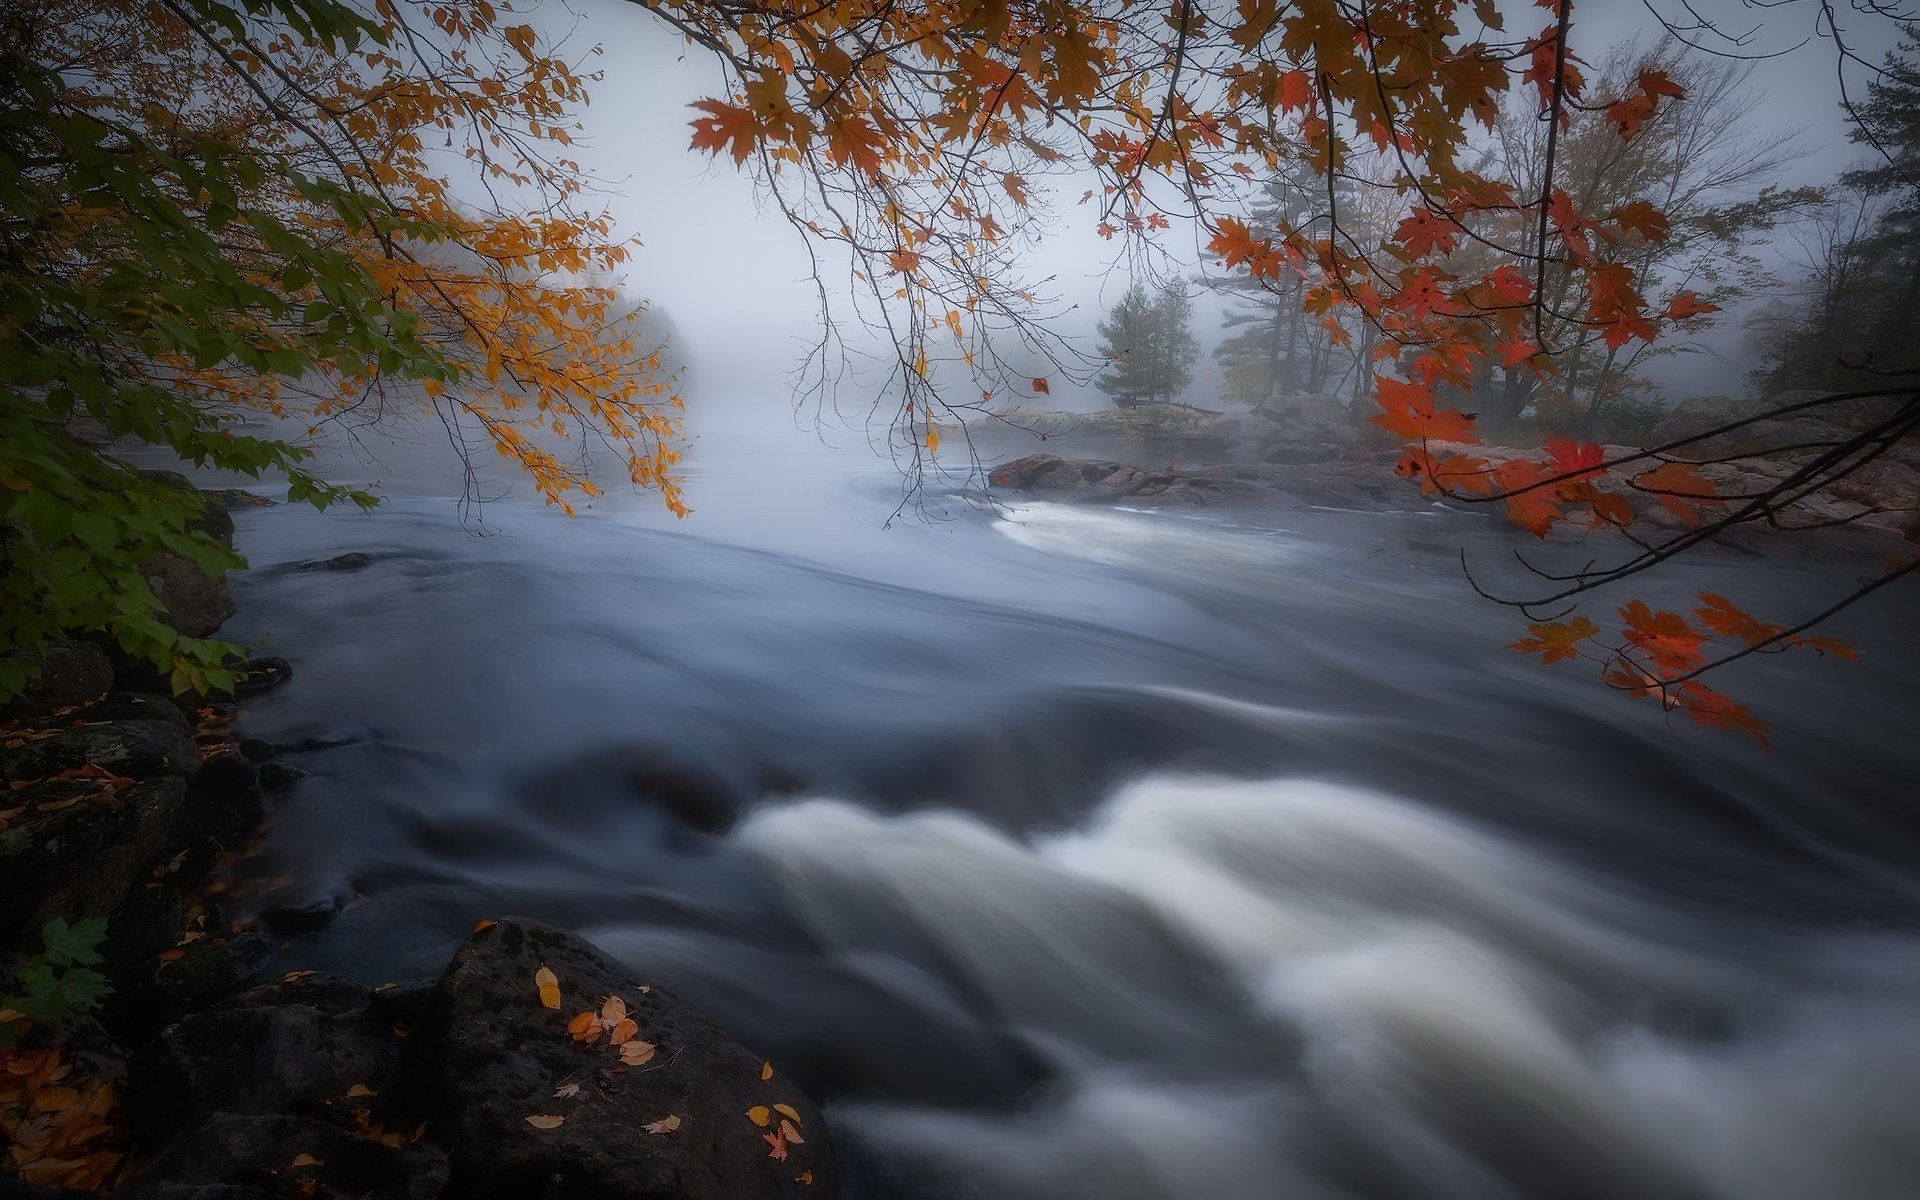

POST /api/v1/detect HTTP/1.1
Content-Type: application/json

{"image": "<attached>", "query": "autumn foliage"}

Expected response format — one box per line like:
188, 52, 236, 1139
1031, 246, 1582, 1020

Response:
662, 0, 1912, 740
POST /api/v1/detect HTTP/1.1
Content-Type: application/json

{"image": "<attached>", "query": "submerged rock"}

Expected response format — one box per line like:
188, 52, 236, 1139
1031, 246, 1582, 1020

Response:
435, 918, 834, 1200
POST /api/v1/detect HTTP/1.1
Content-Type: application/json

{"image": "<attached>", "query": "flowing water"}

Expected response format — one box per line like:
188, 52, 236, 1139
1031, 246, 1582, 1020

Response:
214, 435, 1920, 1200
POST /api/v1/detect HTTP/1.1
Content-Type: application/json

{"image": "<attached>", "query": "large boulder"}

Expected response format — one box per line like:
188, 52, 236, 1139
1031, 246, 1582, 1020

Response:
0, 776, 188, 945
136, 471, 238, 639
117, 1113, 450, 1200
1, 718, 203, 783
131, 975, 409, 1146
435, 919, 833, 1200
0, 641, 114, 718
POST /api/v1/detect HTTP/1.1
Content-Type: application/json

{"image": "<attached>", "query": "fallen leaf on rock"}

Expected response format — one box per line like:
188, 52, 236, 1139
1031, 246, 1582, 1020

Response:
600, 995, 628, 1024
745, 1105, 771, 1127
773, 1103, 800, 1124
553, 1082, 581, 1099
760, 1061, 773, 1080
473, 919, 497, 933
780, 1119, 805, 1145
608, 1018, 638, 1045
796, 1171, 813, 1185
643, 1114, 681, 1135
525, 1115, 566, 1130
345, 1084, 377, 1098
567, 1011, 599, 1043
535, 965, 561, 1010
618, 1040, 656, 1067
290, 1153, 324, 1168
280, 970, 316, 983
763, 1128, 789, 1162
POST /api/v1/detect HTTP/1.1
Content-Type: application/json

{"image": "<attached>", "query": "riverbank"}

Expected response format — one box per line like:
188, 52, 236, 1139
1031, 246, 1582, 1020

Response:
0, 489, 833, 1199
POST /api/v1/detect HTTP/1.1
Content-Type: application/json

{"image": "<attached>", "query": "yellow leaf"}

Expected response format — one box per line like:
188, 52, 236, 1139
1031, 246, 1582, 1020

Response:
608, 1018, 638, 1045
346, 1084, 378, 1098
535, 966, 561, 1010
525, 1114, 566, 1130
773, 1103, 801, 1124
925, 425, 940, 455
761, 1061, 774, 1080
643, 1114, 681, 1134
290, 1154, 324, 1168
619, 1040, 656, 1066
746, 1105, 772, 1127
780, 1119, 805, 1145
600, 995, 628, 1024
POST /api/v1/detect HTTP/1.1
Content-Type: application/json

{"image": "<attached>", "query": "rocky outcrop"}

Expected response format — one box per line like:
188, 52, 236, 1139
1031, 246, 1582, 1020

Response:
437, 919, 833, 1200
991, 453, 1270, 507
1651, 391, 1920, 469
0, 642, 114, 719
118, 922, 836, 1200
136, 472, 239, 639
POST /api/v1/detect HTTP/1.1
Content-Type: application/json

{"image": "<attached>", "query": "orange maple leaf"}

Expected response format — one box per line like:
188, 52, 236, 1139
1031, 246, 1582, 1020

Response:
687, 99, 756, 165
1512, 616, 1600, 665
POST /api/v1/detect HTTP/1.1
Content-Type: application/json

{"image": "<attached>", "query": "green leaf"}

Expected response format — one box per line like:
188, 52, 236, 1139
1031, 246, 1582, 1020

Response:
40, 917, 108, 967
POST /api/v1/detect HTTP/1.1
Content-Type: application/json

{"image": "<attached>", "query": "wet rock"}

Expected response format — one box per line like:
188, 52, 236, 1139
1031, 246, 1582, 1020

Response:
263, 895, 344, 934
123, 933, 277, 1036
435, 918, 833, 1200
295, 552, 376, 573
132, 981, 406, 1145
257, 762, 308, 793
118, 1113, 449, 1200
0, 776, 188, 945
233, 656, 294, 699
143, 551, 238, 639
74, 693, 192, 729
186, 749, 266, 846
2, 719, 203, 783
204, 488, 277, 510
0, 641, 114, 718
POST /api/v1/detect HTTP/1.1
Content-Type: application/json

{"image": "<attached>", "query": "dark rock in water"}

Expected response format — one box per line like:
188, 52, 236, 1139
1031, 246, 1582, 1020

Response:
233, 655, 294, 698
296, 551, 377, 573
0, 641, 114, 717
2, 718, 203, 783
131, 978, 406, 1146
435, 918, 834, 1200
258, 761, 309, 793
141, 553, 236, 640
264, 895, 345, 934
117, 1112, 450, 1200
186, 749, 266, 846
0, 776, 188, 945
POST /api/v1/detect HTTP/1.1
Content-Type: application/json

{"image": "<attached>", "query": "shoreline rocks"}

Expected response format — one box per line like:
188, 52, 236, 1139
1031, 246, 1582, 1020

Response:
3, 488, 835, 1199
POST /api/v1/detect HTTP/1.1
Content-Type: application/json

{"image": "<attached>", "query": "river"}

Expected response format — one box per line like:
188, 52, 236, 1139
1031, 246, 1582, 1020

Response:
211, 432, 1920, 1200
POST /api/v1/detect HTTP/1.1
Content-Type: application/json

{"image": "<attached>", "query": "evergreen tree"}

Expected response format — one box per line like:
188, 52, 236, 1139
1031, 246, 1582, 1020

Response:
1094, 281, 1198, 407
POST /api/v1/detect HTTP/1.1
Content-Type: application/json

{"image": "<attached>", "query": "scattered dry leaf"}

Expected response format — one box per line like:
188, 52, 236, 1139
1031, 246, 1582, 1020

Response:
760, 1061, 773, 1081
608, 1018, 638, 1046
745, 1105, 771, 1127
796, 1171, 814, 1185
643, 1114, 681, 1135
773, 1103, 801, 1124
763, 1128, 789, 1162
535, 965, 561, 1010
473, 919, 497, 933
618, 1041, 656, 1067
290, 1153, 324, 1168
525, 1114, 566, 1130
345, 1084, 377, 1099
567, 1011, 599, 1043
780, 1119, 805, 1145
553, 1082, 582, 1100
